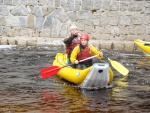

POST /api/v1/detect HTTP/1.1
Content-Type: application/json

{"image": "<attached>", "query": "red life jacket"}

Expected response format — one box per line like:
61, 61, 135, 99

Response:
66, 38, 80, 55
77, 46, 92, 61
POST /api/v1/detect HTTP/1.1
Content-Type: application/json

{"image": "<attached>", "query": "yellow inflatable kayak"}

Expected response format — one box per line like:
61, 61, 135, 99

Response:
134, 39, 150, 55
52, 53, 114, 88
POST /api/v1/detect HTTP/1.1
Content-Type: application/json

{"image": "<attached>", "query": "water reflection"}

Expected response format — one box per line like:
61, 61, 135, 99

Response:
40, 84, 113, 113
0, 46, 149, 113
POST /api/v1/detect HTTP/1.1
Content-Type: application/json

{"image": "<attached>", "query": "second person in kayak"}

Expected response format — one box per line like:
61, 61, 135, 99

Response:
70, 34, 103, 69
63, 25, 80, 64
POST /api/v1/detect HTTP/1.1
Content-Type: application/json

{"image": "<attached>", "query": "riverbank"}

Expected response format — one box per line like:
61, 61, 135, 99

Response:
0, 36, 137, 52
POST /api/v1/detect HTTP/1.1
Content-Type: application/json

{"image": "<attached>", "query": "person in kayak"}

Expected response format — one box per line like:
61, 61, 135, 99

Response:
70, 33, 103, 69
63, 25, 80, 64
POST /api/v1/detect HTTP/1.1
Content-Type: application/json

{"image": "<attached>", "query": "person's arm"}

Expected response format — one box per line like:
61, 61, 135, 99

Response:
63, 35, 78, 46
70, 46, 80, 64
90, 44, 103, 59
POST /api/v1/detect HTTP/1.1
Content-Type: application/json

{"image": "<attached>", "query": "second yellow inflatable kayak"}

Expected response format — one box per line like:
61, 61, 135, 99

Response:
134, 39, 150, 55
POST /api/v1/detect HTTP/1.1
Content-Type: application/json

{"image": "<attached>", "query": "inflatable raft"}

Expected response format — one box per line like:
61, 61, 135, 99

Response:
134, 39, 150, 55
52, 53, 114, 88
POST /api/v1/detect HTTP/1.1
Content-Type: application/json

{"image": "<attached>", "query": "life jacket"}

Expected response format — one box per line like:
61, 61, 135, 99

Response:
66, 38, 80, 55
77, 45, 92, 67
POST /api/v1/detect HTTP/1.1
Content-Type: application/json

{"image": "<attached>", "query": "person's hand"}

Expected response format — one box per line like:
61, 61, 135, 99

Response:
74, 60, 79, 64
99, 52, 103, 57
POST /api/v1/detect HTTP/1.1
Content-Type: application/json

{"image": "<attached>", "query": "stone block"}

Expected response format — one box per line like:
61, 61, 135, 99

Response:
7, 37, 16, 45
101, 17, 109, 26
112, 41, 125, 51
132, 15, 142, 25
135, 26, 145, 35
20, 28, 28, 36
90, 40, 100, 49
119, 16, 130, 26
143, 15, 150, 25
126, 35, 137, 41
95, 26, 105, 34
36, 37, 46, 46
77, 11, 92, 19
10, 6, 28, 16
1, 37, 8, 44
113, 35, 126, 41
0, 6, 9, 16
146, 26, 150, 35
27, 37, 37, 46
82, 0, 93, 10
98, 34, 112, 40
35, 17, 44, 30
109, 17, 119, 26
75, 0, 81, 11
124, 41, 134, 52
55, 0, 61, 7
8, 27, 20, 37
120, 2, 128, 11
128, 27, 136, 35
0, 37, 1, 44
85, 25, 95, 33
93, 19, 100, 26
103, 0, 111, 10
32, 29, 40, 37
27, 14, 34, 28
40, 28, 51, 37
59, 25, 68, 38
0, 17, 6, 26
100, 41, 113, 50
5, 16, 20, 27
42, 6, 55, 16
145, 35, 150, 41
51, 19, 62, 38
17, 37, 27, 46
68, 0, 75, 11
1, 27, 10, 36
94, 0, 102, 10
20, 17, 26, 27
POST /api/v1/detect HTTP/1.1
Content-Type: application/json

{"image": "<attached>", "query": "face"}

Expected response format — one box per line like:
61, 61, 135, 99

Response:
71, 28, 79, 35
80, 39, 88, 46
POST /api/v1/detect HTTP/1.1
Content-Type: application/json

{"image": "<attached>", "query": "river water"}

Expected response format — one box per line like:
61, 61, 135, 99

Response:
0, 45, 149, 113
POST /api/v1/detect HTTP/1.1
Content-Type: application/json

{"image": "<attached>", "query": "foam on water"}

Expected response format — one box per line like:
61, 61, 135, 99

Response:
0, 45, 17, 49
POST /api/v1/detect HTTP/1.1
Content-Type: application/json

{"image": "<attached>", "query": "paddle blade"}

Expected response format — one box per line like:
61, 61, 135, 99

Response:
40, 66, 61, 78
109, 59, 129, 76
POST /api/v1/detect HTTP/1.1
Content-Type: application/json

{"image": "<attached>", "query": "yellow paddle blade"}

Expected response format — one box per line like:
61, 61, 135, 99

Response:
108, 58, 129, 76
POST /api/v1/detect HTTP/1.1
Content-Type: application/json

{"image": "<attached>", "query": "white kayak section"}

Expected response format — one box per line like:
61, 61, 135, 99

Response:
80, 63, 110, 89
0, 45, 17, 49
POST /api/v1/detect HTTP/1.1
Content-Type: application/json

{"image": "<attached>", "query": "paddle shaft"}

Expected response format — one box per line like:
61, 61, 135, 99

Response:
40, 54, 99, 78
79, 54, 98, 62
59, 54, 98, 68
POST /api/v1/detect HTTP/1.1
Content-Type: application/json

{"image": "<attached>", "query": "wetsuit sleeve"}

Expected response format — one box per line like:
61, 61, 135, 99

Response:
90, 45, 103, 59
63, 35, 76, 46
70, 46, 80, 63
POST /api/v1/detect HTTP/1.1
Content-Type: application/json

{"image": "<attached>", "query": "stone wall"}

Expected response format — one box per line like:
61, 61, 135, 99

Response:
0, 0, 150, 52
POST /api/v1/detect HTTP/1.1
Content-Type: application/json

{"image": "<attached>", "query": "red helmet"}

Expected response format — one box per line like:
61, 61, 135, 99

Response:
80, 34, 90, 41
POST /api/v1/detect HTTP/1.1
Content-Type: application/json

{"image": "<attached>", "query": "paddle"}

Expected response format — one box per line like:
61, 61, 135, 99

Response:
40, 54, 129, 78
40, 55, 99, 78
108, 58, 129, 76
